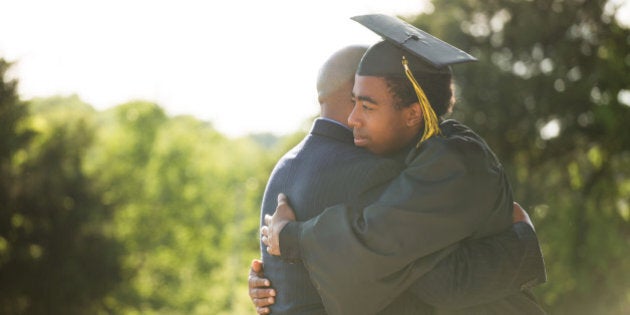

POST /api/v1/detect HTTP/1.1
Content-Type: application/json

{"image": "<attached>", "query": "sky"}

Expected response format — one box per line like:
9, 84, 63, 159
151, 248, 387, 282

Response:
1, 0, 629, 137
0, 0, 431, 137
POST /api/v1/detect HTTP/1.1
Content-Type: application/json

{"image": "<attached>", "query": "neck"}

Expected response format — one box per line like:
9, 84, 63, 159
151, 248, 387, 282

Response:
320, 104, 350, 128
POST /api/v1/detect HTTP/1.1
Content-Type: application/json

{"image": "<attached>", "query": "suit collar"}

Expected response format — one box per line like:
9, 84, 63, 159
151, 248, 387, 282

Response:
310, 118, 354, 144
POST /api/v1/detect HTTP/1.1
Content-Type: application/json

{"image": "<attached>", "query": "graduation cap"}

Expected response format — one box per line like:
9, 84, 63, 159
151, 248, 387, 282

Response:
352, 14, 477, 76
351, 14, 477, 144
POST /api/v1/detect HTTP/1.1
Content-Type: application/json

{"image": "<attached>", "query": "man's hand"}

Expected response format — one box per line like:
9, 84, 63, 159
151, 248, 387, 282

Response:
248, 259, 276, 314
512, 202, 535, 231
261, 193, 297, 256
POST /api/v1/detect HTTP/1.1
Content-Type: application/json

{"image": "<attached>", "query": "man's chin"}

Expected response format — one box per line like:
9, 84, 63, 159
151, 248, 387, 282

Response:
353, 137, 369, 147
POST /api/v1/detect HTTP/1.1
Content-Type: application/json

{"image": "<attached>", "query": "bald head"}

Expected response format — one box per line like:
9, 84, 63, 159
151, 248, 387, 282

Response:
316, 45, 368, 125
317, 45, 367, 99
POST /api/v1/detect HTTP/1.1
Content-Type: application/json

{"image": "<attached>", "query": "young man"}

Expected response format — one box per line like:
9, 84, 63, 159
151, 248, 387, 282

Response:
261, 14, 546, 314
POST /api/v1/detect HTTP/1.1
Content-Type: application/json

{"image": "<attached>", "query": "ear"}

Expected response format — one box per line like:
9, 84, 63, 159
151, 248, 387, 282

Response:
405, 102, 423, 127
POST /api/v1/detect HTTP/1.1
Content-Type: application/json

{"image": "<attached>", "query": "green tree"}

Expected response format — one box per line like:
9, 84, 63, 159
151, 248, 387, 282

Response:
84, 101, 283, 314
0, 58, 33, 314
0, 64, 122, 314
409, 1, 630, 313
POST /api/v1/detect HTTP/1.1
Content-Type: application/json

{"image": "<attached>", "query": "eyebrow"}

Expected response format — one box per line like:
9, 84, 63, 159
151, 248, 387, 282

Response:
351, 93, 379, 105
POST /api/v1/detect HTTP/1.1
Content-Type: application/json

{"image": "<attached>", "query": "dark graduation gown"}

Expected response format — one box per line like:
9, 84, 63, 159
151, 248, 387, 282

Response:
285, 120, 528, 314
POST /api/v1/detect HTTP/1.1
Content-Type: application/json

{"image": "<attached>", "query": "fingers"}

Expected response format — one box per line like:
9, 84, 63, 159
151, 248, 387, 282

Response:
249, 267, 269, 287
248, 259, 275, 313
277, 193, 287, 205
264, 214, 272, 226
248, 274, 275, 310
266, 244, 280, 256
260, 225, 270, 246
251, 259, 263, 273
256, 305, 271, 314
249, 276, 271, 288
250, 288, 276, 299
276, 193, 297, 221
248, 260, 270, 288
253, 296, 274, 314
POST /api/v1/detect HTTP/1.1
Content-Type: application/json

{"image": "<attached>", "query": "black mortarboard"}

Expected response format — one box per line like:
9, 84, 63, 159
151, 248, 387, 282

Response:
352, 14, 478, 145
353, 14, 477, 77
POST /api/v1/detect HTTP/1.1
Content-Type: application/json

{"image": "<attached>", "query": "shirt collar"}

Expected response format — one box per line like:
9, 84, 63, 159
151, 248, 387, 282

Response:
317, 117, 351, 131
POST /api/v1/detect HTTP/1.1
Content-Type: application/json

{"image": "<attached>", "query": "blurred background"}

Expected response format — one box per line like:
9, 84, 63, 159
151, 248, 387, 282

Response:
1, 0, 629, 314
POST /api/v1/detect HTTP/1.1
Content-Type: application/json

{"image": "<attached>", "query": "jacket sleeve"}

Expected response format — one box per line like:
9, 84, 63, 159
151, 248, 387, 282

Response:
407, 222, 547, 309
295, 139, 514, 315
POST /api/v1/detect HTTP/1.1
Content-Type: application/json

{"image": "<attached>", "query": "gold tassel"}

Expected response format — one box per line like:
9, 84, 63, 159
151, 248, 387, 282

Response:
402, 56, 441, 147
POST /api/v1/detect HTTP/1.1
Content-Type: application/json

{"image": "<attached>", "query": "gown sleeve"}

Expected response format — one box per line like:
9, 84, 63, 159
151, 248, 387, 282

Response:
295, 135, 514, 315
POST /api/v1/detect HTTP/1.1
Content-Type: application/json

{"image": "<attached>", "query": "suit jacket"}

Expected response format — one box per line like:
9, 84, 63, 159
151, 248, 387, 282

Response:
260, 119, 402, 315
283, 120, 547, 314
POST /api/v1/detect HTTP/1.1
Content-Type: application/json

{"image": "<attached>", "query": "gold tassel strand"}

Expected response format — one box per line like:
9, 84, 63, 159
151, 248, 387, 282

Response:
402, 56, 441, 147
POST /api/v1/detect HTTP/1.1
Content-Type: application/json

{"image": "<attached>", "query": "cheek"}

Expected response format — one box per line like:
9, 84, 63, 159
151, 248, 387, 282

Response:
380, 111, 403, 132
368, 117, 396, 143
378, 112, 409, 145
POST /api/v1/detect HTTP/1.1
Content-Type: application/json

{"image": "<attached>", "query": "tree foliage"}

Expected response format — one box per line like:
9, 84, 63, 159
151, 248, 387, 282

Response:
82, 102, 283, 314
410, 0, 630, 313
0, 63, 122, 314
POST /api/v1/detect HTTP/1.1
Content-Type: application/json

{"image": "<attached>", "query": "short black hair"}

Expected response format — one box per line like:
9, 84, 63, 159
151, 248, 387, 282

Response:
383, 72, 455, 116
